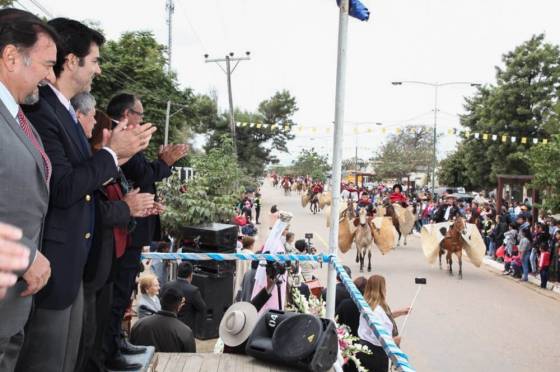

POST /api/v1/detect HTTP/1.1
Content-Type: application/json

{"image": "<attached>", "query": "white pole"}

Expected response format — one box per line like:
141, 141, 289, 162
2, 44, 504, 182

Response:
164, 100, 171, 146
326, 0, 349, 320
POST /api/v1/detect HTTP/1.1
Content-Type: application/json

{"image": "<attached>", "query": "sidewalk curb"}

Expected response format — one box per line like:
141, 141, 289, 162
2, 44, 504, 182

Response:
483, 257, 560, 295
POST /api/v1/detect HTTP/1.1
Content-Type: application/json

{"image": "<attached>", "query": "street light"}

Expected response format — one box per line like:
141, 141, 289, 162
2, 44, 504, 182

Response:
391, 80, 481, 194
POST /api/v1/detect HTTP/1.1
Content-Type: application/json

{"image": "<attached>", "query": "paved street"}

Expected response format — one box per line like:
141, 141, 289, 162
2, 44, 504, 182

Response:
257, 181, 560, 372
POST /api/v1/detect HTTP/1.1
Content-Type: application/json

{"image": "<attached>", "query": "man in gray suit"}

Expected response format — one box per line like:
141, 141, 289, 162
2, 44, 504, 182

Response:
0, 9, 57, 372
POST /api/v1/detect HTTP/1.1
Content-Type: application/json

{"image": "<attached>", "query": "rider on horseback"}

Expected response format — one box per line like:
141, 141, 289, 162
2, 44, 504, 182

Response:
356, 191, 375, 217
432, 194, 463, 236
389, 184, 408, 207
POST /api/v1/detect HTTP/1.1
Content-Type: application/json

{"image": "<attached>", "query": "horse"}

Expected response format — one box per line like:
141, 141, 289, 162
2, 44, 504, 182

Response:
439, 217, 467, 279
384, 204, 402, 246
272, 177, 279, 188
310, 192, 320, 214
282, 181, 291, 196
353, 207, 374, 272
296, 181, 304, 195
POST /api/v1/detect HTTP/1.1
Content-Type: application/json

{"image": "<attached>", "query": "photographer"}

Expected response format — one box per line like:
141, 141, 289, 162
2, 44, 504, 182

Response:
294, 239, 319, 282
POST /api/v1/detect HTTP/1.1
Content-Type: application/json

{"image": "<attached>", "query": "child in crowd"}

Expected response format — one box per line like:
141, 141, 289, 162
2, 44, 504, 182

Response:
503, 223, 518, 256
539, 244, 551, 289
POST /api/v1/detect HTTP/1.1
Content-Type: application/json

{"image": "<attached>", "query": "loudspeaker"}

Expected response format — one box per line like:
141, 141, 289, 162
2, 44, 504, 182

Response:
246, 310, 338, 371
190, 263, 234, 340
182, 223, 238, 252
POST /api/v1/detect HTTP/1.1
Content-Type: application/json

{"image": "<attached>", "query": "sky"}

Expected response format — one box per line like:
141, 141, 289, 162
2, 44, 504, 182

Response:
18, 0, 560, 165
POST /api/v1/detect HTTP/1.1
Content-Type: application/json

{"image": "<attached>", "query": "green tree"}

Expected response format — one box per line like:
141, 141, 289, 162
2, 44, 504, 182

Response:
459, 34, 560, 188
373, 126, 434, 181
0, 0, 14, 7
342, 157, 368, 171
202, 90, 298, 177
528, 134, 560, 212
437, 145, 474, 189
158, 135, 247, 239
290, 148, 330, 181
92, 31, 218, 161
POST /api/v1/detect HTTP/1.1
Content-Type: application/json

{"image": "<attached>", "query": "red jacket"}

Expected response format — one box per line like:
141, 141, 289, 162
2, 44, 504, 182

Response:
389, 192, 407, 204
539, 251, 551, 268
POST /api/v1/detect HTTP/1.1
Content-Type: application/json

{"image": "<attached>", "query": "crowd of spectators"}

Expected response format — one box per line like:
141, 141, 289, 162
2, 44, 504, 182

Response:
0, 9, 191, 371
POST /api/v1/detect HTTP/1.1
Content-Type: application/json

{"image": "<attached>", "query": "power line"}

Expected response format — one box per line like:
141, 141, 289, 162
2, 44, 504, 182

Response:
176, 0, 208, 53
26, 0, 53, 18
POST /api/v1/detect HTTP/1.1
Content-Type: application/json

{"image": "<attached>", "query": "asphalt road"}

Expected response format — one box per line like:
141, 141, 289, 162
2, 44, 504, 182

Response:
257, 181, 560, 372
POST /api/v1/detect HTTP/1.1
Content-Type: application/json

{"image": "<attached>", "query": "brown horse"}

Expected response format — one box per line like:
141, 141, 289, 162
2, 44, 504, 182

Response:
282, 180, 291, 196
384, 204, 401, 246
439, 217, 467, 279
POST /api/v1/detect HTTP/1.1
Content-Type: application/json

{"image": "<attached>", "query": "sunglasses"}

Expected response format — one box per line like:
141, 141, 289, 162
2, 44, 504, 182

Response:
128, 108, 145, 118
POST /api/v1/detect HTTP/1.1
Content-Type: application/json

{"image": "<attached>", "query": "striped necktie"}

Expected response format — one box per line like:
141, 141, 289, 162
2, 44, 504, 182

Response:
17, 108, 51, 183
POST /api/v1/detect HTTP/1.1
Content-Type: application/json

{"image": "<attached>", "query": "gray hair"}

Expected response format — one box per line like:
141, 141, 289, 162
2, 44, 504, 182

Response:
71, 92, 96, 116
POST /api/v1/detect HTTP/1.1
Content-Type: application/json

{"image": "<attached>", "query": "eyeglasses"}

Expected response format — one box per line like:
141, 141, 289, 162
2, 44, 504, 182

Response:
128, 108, 144, 118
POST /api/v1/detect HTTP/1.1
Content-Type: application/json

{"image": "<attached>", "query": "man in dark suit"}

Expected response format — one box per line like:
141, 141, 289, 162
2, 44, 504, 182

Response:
161, 262, 207, 331
70, 93, 156, 371
16, 19, 156, 372
130, 288, 196, 353
0, 9, 56, 371
104, 93, 187, 366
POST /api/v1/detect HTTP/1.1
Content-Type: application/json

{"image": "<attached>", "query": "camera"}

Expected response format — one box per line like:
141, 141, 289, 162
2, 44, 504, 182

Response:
264, 260, 291, 281
304, 233, 313, 239
304, 233, 316, 255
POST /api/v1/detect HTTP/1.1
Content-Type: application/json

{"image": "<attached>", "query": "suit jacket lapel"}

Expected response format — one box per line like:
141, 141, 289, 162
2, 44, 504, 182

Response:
0, 99, 48, 188
41, 86, 90, 159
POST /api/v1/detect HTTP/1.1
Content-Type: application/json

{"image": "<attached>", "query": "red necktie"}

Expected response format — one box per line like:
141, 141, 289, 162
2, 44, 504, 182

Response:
17, 109, 51, 183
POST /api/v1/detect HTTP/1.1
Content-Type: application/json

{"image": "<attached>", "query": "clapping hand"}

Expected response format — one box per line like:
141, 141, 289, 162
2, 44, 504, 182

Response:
159, 144, 188, 166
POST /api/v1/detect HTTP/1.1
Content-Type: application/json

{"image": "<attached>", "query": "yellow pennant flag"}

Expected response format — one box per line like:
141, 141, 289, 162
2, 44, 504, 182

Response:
396, 128, 401, 134
298, 127, 304, 132
448, 128, 454, 135
311, 127, 317, 133
521, 137, 527, 144
367, 128, 373, 133
543, 139, 548, 144
256, 123, 262, 128
283, 125, 289, 131
271, 124, 277, 130
382, 128, 387, 134
326, 128, 332, 134
482, 133, 489, 140
501, 135, 507, 143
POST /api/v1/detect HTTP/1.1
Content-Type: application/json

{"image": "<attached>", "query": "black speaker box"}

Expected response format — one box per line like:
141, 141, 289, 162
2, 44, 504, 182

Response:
246, 310, 338, 371
182, 223, 238, 252
190, 263, 234, 340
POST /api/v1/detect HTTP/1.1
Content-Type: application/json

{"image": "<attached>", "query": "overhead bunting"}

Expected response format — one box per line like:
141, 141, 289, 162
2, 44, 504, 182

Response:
234, 121, 550, 144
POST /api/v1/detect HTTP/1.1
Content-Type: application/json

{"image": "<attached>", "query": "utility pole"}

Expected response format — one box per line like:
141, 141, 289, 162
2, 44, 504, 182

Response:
205, 52, 251, 156
166, 0, 175, 74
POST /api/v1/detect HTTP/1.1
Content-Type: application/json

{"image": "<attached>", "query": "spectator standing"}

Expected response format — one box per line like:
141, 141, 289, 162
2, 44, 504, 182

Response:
538, 245, 551, 289
130, 288, 196, 353
150, 242, 172, 287
137, 274, 162, 318
0, 9, 55, 371
18, 18, 153, 372
518, 228, 532, 282
160, 262, 207, 331
76, 105, 154, 372
235, 236, 256, 300
254, 192, 262, 224
105, 93, 187, 368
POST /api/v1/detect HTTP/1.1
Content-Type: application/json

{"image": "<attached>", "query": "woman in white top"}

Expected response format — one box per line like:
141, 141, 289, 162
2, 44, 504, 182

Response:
137, 273, 161, 318
348, 275, 409, 372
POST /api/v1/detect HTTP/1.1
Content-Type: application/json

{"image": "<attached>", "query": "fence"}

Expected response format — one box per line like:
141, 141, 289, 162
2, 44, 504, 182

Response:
142, 251, 415, 372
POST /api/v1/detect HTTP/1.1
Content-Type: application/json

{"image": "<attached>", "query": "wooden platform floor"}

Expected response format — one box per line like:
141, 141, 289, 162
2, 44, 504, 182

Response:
151, 353, 300, 372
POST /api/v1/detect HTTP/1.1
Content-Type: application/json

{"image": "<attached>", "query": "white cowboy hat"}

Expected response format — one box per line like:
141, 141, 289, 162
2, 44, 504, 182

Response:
219, 302, 259, 347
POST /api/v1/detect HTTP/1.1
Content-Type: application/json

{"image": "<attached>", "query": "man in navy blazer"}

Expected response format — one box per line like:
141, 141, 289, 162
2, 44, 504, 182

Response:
16, 19, 156, 372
